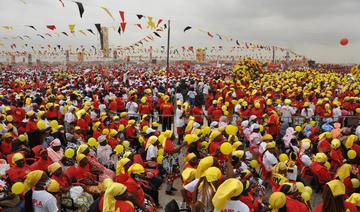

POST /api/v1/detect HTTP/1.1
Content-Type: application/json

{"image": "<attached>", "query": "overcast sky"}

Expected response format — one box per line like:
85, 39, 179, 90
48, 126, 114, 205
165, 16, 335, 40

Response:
0, 0, 359, 63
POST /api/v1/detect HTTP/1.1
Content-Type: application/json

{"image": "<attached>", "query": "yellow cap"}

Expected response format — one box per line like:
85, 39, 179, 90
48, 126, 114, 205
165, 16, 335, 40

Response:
47, 179, 60, 193
48, 162, 61, 175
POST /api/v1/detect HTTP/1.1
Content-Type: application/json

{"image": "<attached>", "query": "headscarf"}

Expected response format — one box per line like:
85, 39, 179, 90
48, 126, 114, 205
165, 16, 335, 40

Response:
115, 158, 131, 175
103, 183, 127, 212
77, 144, 89, 155
345, 135, 358, 149
327, 180, 345, 197
47, 139, 63, 162
335, 164, 352, 182
346, 193, 360, 207
181, 168, 196, 183
195, 156, 214, 179
47, 179, 60, 193
127, 163, 144, 175
12, 153, 24, 164
212, 178, 244, 210
269, 192, 286, 212
48, 162, 61, 175
145, 135, 158, 151
24, 170, 44, 193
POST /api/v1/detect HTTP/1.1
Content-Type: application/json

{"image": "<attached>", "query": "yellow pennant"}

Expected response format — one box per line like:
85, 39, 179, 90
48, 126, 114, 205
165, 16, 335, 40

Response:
101, 7, 115, 21
69, 24, 75, 33
79, 30, 87, 36
147, 17, 156, 29
2, 26, 13, 30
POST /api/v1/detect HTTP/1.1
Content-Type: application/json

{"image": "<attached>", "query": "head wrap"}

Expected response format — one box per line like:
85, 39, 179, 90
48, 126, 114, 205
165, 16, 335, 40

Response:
50, 138, 61, 147
24, 170, 44, 193
48, 162, 61, 175
76, 153, 86, 163
212, 178, 244, 210
116, 158, 131, 175
202, 167, 222, 182
103, 183, 127, 212
186, 153, 197, 162
346, 193, 360, 207
77, 144, 89, 155
145, 136, 158, 151
47, 179, 60, 193
335, 164, 352, 182
195, 156, 214, 178
181, 168, 196, 183
12, 153, 24, 164
269, 192, 286, 212
127, 163, 145, 175
327, 180, 345, 197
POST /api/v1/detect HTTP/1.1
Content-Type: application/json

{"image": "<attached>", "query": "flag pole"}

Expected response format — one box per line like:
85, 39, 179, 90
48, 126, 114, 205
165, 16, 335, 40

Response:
166, 20, 170, 94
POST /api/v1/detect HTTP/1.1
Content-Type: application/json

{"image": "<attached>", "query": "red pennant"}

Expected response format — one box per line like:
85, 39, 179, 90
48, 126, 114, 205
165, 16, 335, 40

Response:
207, 32, 214, 38
156, 19, 163, 27
119, 11, 125, 22
135, 24, 142, 29
47, 25, 56, 30
120, 22, 127, 33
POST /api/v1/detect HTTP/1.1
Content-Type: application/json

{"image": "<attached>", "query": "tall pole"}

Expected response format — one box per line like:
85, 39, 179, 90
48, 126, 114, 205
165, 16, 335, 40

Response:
272, 46, 275, 63
166, 20, 170, 95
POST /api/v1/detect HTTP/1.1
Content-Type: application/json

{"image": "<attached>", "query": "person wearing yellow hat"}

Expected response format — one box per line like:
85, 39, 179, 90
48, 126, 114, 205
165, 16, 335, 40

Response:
99, 182, 138, 212
335, 164, 354, 194
212, 178, 249, 212
6, 152, 30, 183
125, 163, 160, 207
309, 152, 331, 185
184, 152, 199, 169
139, 96, 152, 116
47, 162, 71, 190
115, 158, 132, 183
22, 170, 59, 212
159, 94, 174, 131
145, 135, 159, 161
280, 99, 296, 124
346, 193, 360, 209
315, 179, 358, 212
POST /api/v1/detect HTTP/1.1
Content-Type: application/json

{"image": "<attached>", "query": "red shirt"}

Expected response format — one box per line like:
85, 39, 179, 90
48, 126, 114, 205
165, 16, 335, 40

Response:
30, 158, 53, 171
160, 102, 174, 116
52, 174, 70, 189
309, 162, 331, 184
26, 120, 38, 133
77, 118, 89, 132
191, 106, 204, 123
99, 196, 135, 212
108, 137, 119, 149
139, 104, 152, 115
164, 139, 175, 154
124, 177, 145, 204
46, 110, 58, 120
1, 141, 12, 154
108, 101, 118, 112
6, 165, 30, 183
125, 126, 137, 139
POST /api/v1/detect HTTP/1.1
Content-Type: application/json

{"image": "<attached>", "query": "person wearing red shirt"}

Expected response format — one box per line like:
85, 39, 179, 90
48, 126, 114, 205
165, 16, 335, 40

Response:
72, 155, 97, 185
25, 111, 38, 133
139, 97, 152, 115
238, 102, 251, 119
139, 115, 150, 130
125, 120, 138, 149
207, 100, 217, 123
250, 102, 263, 118
124, 164, 146, 205
13, 105, 26, 124
191, 104, 204, 125
46, 104, 58, 121
109, 116, 120, 130
108, 98, 118, 112
30, 149, 53, 171
49, 162, 71, 189
119, 112, 129, 126
309, 158, 331, 185
98, 184, 137, 212
266, 110, 280, 138
159, 95, 174, 131
6, 153, 30, 183
315, 180, 358, 212
116, 96, 126, 112
1, 133, 13, 155
77, 113, 89, 134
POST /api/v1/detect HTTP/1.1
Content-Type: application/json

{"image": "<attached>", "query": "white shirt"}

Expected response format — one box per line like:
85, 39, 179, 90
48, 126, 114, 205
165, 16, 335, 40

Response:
32, 190, 58, 212
99, 104, 107, 113
214, 200, 249, 212
280, 105, 296, 122
301, 108, 314, 119
332, 107, 342, 121
175, 108, 185, 127
263, 151, 278, 172
146, 144, 158, 161
187, 90, 197, 99
287, 164, 298, 181
64, 112, 76, 124
203, 84, 210, 94
126, 101, 138, 116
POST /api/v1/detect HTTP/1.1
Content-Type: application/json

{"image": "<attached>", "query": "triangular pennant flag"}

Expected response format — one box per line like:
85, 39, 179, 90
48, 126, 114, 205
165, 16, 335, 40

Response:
216, 34, 222, 40
62, 32, 68, 36
2, 26, 13, 30
24, 35, 30, 39
120, 22, 127, 33
58, 0, 64, 7
57, 45, 61, 49
69, 24, 75, 33
37, 34, 45, 39
95, 24, 102, 34
156, 19, 163, 28
207, 32, 214, 38
183, 26, 191, 32
236, 40, 240, 45
164, 24, 167, 29
27, 25, 36, 31
87, 29, 95, 35
74, 2, 84, 18
45, 33, 52, 37
136, 14, 143, 19
147, 17, 156, 29
101, 7, 115, 21
135, 24, 142, 29
119, 11, 125, 22
46, 25, 56, 31
153, 32, 161, 38
18, 36, 23, 40
79, 30, 87, 36
117, 27, 121, 35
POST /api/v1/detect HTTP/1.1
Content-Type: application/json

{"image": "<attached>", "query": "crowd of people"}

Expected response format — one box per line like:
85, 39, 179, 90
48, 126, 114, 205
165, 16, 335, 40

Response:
0, 62, 359, 212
